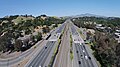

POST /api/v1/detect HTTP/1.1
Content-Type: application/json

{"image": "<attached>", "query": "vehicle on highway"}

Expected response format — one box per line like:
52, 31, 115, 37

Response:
52, 41, 53, 43
83, 50, 85, 52
45, 46, 47, 49
85, 56, 88, 59
83, 45, 85, 48
78, 61, 81, 64
76, 50, 78, 53
88, 56, 91, 60
81, 55, 84, 59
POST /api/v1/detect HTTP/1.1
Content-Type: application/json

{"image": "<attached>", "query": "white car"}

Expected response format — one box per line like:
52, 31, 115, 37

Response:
85, 56, 88, 59
83, 50, 85, 52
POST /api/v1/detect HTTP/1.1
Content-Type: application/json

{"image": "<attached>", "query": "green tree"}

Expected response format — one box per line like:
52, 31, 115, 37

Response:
14, 39, 22, 51
42, 26, 50, 33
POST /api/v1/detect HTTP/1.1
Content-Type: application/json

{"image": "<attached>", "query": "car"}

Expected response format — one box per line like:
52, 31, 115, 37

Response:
78, 61, 81, 64
45, 46, 47, 49
52, 41, 53, 43
83, 45, 85, 48
76, 50, 78, 53
88, 56, 91, 60
81, 55, 84, 59
85, 56, 88, 59
83, 50, 85, 52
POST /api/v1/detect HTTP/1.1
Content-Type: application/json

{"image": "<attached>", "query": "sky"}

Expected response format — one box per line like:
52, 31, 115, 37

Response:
0, 0, 120, 17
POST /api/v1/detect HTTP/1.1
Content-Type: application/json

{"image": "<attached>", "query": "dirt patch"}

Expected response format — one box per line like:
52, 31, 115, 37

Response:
12, 56, 30, 67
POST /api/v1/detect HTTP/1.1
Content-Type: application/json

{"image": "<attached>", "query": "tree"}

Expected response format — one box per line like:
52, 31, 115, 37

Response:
42, 26, 50, 33
14, 39, 22, 51
34, 32, 42, 41
53, 23, 58, 28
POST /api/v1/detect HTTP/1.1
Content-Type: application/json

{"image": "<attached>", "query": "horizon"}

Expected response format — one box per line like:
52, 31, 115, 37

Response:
0, 0, 120, 18
1, 13, 119, 18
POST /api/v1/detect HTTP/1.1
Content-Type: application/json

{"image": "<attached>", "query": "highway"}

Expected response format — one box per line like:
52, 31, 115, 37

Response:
25, 21, 66, 67
70, 20, 98, 67
0, 40, 45, 67
51, 20, 98, 67
25, 41, 55, 67
0, 20, 98, 67
54, 22, 71, 67
74, 43, 94, 67
56, 22, 65, 33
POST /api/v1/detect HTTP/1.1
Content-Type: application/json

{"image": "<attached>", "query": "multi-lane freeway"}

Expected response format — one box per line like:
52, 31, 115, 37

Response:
70, 20, 98, 67
25, 21, 66, 67
0, 20, 98, 67
0, 40, 45, 67
25, 41, 56, 67
25, 20, 98, 67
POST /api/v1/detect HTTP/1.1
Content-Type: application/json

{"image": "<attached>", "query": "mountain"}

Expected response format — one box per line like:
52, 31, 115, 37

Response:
69, 13, 106, 18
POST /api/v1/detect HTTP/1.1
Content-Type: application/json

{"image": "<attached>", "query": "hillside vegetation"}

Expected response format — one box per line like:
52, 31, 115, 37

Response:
0, 14, 65, 52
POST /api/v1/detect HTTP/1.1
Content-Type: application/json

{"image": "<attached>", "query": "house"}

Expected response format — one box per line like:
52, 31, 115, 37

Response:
114, 32, 120, 43
96, 24, 106, 30
116, 30, 120, 33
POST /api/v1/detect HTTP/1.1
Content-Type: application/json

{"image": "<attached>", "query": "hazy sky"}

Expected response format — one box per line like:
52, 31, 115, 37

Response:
0, 0, 120, 17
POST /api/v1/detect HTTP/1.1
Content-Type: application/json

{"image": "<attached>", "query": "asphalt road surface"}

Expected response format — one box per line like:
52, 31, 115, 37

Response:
25, 41, 56, 67
54, 22, 71, 67
70, 20, 98, 67
25, 21, 66, 67
0, 40, 44, 67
